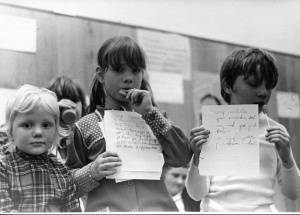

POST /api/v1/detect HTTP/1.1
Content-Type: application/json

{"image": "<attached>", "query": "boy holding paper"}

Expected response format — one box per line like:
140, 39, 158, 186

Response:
186, 48, 300, 212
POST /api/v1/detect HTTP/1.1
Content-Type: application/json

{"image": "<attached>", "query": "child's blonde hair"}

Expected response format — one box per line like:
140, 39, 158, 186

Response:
4, 84, 69, 153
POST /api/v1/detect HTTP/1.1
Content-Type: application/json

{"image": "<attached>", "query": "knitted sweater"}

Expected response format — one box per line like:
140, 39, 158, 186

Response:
186, 112, 300, 212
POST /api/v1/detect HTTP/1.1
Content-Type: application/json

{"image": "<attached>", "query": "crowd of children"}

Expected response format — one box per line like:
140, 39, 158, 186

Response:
0, 36, 299, 213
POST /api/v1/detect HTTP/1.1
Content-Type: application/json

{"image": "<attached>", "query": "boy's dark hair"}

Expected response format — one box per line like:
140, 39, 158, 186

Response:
220, 48, 278, 103
88, 36, 152, 113
47, 76, 87, 116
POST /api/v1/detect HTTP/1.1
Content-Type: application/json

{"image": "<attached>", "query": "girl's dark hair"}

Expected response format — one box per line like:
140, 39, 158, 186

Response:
220, 47, 278, 103
88, 36, 150, 113
47, 76, 87, 116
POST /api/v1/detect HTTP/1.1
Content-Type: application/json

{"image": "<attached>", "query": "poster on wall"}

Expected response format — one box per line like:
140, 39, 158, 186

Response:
137, 29, 191, 104
0, 88, 17, 125
276, 91, 300, 118
193, 71, 225, 126
0, 14, 36, 53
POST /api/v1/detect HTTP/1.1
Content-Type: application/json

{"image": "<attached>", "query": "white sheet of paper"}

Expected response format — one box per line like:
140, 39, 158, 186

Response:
199, 105, 259, 176
104, 110, 164, 180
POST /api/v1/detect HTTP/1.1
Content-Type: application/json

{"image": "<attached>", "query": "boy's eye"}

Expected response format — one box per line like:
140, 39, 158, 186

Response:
133, 68, 142, 73
246, 80, 259, 87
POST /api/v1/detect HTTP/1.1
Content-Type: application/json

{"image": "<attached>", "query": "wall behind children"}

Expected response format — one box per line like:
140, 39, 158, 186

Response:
0, 3, 300, 212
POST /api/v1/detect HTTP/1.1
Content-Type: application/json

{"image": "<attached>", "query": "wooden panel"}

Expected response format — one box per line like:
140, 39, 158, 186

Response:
0, 4, 300, 211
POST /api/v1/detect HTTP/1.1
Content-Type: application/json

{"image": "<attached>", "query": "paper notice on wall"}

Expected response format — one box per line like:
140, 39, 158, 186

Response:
0, 88, 17, 125
0, 14, 36, 53
149, 71, 184, 104
276, 91, 300, 118
137, 29, 191, 80
199, 105, 259, 176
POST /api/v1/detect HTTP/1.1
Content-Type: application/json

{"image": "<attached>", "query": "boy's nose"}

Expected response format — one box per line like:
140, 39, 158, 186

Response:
257, 85, 268, 98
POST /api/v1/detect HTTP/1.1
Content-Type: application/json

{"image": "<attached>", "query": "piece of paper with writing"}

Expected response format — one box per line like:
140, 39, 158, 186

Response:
104, 110, 164, 180
199, 105, 259, 176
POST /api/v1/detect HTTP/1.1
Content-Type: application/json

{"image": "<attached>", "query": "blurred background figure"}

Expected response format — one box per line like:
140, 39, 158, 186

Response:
47, 76, 87, 162
162, 163, 200, 212
199, 93, 222, 125
0, 126, 9, 159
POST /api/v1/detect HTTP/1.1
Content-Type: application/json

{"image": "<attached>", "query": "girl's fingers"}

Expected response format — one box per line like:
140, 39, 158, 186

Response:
102, 169, 118, 176
126, 89, 147, 105
100, 162, 122, 170
101, 151, 120, 158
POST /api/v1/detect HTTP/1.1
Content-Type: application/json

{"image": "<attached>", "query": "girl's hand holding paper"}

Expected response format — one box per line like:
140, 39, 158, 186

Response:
91, 151, 122, 181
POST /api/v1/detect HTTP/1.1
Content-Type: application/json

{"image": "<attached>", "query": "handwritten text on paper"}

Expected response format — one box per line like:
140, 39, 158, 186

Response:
199, 105, 259, 176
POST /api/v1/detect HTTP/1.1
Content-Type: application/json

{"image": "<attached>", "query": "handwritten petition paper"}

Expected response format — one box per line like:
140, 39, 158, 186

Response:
103, 110, 164, 180
200, 105, 259, 176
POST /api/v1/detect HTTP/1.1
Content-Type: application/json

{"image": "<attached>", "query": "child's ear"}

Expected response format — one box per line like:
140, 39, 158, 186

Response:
96, 66, 105, 83
222, 78, 232, 95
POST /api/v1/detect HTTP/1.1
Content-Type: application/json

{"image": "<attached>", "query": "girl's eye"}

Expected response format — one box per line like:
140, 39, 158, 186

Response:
42, 122, 53, 129
22, 123, 32, 129
113, 67, 124, 73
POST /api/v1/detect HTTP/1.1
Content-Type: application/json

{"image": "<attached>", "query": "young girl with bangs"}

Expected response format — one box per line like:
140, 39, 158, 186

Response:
186, 48, 300, 212
0, 85, 81, 213
65, 36, 192, 212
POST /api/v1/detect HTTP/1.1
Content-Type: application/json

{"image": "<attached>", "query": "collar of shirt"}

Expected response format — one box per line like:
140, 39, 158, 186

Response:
16, 147, 49, 161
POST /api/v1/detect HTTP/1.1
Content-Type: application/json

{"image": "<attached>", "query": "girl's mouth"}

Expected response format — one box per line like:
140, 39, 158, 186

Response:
31, 142, 45, 145
119, 89, 131, 96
